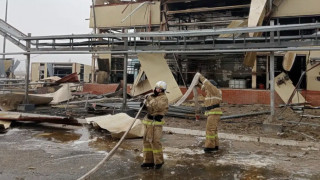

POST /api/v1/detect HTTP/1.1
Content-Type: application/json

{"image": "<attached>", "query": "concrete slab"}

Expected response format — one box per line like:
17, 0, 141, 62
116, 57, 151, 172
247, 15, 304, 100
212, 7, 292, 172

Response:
262, 123, 283, 133
163, 126, 320, 149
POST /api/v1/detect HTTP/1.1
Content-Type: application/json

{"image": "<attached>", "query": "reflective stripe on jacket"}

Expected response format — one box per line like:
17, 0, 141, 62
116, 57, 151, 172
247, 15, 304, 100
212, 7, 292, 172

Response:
205, 111, 223, 116
142, 119, 165, 126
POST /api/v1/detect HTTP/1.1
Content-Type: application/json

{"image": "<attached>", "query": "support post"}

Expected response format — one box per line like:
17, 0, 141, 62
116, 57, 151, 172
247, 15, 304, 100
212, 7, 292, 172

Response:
17, 33, 35, 111
1, 0, 8, 78
268, 20, 275, 122
91, 0, 97, 83
262, 19, 283, 132
270, 52, 275, 118
91, 55, 96, 83
122, 37, 128, 111
24, 33, 31, 104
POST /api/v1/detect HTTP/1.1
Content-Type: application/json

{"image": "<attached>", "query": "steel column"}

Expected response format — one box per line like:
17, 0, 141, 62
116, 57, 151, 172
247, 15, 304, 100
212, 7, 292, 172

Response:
24, 33, 31, 104
122, 37, 128, 111
269, 20, 275, 122
1, 0, 8, 78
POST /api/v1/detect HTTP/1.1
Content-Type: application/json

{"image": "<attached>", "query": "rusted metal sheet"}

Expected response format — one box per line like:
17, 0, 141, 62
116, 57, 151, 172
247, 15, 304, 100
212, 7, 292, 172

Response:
56, 73, 79, 84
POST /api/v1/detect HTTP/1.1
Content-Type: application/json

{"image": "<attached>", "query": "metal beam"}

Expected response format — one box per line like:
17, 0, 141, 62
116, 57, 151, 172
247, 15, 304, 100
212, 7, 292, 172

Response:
0, 30, 27, 50
4, 46, 320, 55
0, 19, 26, 38
1, 0, 9, 78
20, 23, 320, 40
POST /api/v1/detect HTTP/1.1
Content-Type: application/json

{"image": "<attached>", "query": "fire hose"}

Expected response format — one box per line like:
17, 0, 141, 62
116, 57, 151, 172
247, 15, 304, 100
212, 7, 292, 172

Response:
77, 100, 146, 180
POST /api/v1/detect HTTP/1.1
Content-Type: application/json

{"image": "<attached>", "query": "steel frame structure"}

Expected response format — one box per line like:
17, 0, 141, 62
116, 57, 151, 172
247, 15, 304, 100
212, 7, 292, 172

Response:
1, 19, 320, 117
1, 20, 320, 55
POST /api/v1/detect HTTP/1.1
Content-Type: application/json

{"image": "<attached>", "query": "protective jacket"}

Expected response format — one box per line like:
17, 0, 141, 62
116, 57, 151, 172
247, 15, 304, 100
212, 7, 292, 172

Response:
142, 92, 168, 165
199, 75, 223, 115
145, 92, 168, 116
199, 74, 222, 149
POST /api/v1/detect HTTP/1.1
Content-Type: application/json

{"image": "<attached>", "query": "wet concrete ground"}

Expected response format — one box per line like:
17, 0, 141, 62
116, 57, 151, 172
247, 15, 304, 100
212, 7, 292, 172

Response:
0, 123, 319, 180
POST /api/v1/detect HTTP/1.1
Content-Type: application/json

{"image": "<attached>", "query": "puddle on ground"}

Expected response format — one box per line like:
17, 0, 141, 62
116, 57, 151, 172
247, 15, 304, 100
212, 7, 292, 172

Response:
90, 156, 289, 180
34, 132, 81, 143
88, 137, 115, 151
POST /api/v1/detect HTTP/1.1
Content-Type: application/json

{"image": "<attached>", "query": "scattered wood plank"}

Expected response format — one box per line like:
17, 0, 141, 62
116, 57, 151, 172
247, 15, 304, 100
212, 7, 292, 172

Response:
0, 112, 82, 126
301, 114, 320, 118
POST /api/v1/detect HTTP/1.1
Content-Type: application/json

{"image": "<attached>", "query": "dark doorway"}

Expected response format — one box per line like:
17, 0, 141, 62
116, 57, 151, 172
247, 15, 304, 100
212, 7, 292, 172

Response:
288, 56, 306, 89
275, 55, 306, 89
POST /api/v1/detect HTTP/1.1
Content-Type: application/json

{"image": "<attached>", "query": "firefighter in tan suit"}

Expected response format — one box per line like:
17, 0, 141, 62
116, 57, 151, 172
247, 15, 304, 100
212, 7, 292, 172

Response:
198, 74, 223, 153
141, 81, 169, 169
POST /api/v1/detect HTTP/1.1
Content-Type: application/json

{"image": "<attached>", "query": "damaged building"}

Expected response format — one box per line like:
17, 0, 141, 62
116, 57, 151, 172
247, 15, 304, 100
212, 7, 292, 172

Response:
1, 1, 320, 179
88, 0, 320, 106
31, 62, 92, 83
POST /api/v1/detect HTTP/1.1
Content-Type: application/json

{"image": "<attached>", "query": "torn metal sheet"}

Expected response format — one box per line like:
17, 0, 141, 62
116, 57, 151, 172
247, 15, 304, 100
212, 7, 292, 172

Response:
86, 113, 144, 139
136, 53, 183, 104
0, 93, 53, 111
0, 112, 81, 125
0, 120, 11, 131
283, 52, 296, 71
275, 72, 306, 104
89, 2, 161, 28
42, 76, 61, 82
307, 51, 320, 91
56, 72, 79, 84
36, 83, 73, 104
130, 69, 152, 96
272, 0, 320, 17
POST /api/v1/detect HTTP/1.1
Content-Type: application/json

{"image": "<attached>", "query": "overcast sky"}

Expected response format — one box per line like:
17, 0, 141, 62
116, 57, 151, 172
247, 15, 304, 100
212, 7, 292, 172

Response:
0, 0, 93, 71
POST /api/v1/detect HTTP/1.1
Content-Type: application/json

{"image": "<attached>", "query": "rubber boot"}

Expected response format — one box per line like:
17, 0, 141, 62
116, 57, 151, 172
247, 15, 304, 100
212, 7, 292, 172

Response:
204, 146, 219, 153
155, 163, 164, 169
141, 163, 154, 168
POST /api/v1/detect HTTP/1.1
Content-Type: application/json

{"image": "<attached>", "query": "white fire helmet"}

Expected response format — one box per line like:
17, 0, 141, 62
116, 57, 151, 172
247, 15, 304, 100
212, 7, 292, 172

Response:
155, 81, 167, 91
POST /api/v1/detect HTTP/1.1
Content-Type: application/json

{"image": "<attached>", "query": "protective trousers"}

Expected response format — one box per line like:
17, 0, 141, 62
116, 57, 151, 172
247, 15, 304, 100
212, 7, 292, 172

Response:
205, 114, 220, 148
142, 121, 164, 165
